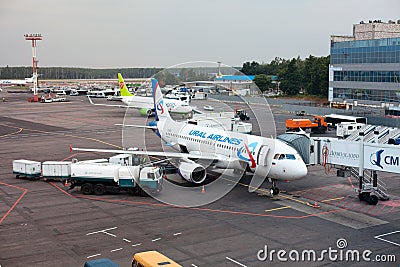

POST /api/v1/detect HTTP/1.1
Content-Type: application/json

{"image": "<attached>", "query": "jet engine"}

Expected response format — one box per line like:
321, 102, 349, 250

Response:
178, 162, 207, 183
139, 108, 154, 117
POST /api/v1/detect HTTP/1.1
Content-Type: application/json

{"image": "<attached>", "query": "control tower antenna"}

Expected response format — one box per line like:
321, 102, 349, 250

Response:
24, 33, 42, 102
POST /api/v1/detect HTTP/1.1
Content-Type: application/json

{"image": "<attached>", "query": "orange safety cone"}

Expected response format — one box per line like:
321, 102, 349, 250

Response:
313, 200, 320, 208
201, 185, 205, 193
64, 179, 69, 187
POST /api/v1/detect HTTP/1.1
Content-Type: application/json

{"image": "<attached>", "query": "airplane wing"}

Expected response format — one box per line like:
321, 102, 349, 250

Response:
115, 123, 157, 130
87, 96, 128, 108
70, 146, 225, 162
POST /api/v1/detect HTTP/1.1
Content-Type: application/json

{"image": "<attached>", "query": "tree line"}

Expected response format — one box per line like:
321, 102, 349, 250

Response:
1, 55, 330, 97
0, 66, 162, 80
241, 55, 330, 97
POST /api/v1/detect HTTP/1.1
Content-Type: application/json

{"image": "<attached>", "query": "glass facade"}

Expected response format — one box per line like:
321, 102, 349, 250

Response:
331, 37, 400, 64
330, 36, 400, 104
334, 71, 400, 83
333, 88, 400, 102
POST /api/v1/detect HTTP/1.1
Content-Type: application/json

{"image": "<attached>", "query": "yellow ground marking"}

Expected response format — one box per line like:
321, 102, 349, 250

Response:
264, 206, 290, 213
0, 123, 122, 149
321, 197, 344, 203
0, 127, 23, 138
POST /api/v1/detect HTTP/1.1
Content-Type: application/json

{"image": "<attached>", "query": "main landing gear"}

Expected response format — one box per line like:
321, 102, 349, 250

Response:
269, 179, 280, 197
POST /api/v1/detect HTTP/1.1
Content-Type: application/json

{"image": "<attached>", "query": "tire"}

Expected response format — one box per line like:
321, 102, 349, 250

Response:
367, 195, 379, 205
94, 184, 106, 195
81, 183, 93, 195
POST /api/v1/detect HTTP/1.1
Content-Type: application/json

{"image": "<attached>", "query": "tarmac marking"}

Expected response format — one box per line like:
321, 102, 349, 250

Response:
132, 243, 142, 247
375, 230, 400, 247
321, 197, 344, 203
0, 127, 23, 138
191, 264, 198, 267
226, 256, 247, 267
51, 183, 352, 219
173, 232, 182, 236
123, 238, 131, 243
0, 182, 28, 224
86, 227, 118, 237
86, 254, 101, 259
152, 237, 161, 242
110, 247, 123, 252
264, 206, 290, 212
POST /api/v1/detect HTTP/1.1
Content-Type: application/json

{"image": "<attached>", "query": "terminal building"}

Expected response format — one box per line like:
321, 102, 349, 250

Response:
329, 20, 400, 107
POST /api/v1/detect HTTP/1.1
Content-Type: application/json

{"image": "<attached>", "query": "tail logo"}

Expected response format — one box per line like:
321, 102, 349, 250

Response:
237, 142, 257, 168
156, 100, 165, 114
119, 81, 124, 89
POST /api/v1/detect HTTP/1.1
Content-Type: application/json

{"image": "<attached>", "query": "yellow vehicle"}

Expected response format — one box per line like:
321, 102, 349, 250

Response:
132, 251, 182, 267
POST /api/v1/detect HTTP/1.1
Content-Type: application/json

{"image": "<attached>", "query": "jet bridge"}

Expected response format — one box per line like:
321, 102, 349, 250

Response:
278, 128, 400, 205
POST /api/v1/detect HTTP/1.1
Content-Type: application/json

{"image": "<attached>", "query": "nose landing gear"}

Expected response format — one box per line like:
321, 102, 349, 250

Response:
269, 179, 280, 197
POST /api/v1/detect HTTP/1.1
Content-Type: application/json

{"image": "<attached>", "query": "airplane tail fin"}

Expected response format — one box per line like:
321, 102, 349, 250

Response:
118, 73, 134, 97
151, 78, 170, 121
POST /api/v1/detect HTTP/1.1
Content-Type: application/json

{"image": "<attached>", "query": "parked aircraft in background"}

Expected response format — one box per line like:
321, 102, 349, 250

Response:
118, 73, 192, 116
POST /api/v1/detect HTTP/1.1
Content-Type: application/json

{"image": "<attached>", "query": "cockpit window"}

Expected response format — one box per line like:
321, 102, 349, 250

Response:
274, 154, 280, 159
278, 154, 285, 160
286, 154, 296, 160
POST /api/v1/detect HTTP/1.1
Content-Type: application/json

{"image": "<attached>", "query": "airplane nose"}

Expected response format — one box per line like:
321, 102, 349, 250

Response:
297, 163, 308, 179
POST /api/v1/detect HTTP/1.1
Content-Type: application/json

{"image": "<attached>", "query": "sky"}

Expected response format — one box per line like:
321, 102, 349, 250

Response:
1, 0, 399, 68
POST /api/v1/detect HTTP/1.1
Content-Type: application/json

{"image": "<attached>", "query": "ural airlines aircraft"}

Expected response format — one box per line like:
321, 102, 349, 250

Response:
118, 73, 192, 116
72, 78, 307, 196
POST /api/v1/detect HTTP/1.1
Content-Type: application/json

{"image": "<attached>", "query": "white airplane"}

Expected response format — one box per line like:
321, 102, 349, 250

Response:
72, 78, 307, 196
0, 76, 33, 86
118, 73, 192, 116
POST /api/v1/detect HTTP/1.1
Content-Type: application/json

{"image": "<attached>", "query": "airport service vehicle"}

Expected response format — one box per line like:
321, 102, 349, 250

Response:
84, 258, 120, 267
69, 163, 163, 195
235, 109, 250, 121
203, 105, 214, 111
286, 115, 328, 134
132, 251, 181, 267
188, 114, 252, 134
72, 78, 307, 197
41, 161, 71, 180
324, 114, 367, 128
336, 122, 365, 138
13, 160, 41, 180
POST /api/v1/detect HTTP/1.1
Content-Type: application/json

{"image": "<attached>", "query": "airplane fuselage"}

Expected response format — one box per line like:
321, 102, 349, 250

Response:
157, 118, 307, 181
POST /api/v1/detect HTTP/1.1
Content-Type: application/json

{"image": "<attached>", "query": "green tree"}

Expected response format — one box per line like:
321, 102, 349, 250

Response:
253, 74, 272, 93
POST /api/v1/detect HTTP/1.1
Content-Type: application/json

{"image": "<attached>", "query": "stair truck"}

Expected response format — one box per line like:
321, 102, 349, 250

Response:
69, 162, 163, 196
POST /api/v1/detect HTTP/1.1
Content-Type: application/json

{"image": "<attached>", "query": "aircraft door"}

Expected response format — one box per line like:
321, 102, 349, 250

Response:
257, 145, 269, 167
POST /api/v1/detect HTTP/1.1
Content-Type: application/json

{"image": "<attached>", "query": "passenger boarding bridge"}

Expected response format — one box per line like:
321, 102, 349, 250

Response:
278, 124, 400, 205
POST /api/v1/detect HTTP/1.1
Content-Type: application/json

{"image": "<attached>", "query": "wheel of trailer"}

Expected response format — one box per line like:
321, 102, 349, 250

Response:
94, 184, 106, 195
81, 183, 93, 195
16, 175, 20, 179
359, 192, 369, 201
367, 195, 379, 205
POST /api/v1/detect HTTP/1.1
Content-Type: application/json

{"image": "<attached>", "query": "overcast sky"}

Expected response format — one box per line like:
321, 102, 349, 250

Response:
1, 0, 399, 68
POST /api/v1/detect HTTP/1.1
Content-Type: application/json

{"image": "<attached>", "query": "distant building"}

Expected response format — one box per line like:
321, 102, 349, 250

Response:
329, 20, 400, 106
214, 75, 258, 95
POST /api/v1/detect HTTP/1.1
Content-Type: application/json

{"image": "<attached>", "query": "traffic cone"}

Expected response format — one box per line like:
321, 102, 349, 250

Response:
64, 179, 69, 187
201, 185, 205, 193
313, 200, 320, 208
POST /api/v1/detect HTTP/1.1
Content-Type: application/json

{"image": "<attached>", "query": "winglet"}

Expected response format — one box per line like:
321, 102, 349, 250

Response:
69, 145, 73, 153
118, 73, 134, 97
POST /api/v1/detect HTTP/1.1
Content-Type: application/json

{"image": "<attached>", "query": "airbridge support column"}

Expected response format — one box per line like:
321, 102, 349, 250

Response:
358, 132, 364, 191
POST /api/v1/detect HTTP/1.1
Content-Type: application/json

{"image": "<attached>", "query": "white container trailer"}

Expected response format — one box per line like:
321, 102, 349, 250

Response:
13, 159, 41, 179
42, 161, 71, 180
